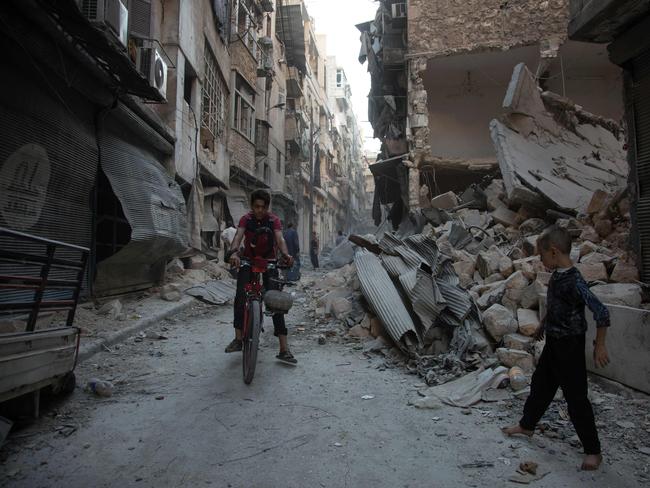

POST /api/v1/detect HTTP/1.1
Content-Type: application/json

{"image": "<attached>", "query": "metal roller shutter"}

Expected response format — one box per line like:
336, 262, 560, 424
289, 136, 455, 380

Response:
0, 66, 98, 306
633, 49, 650, 282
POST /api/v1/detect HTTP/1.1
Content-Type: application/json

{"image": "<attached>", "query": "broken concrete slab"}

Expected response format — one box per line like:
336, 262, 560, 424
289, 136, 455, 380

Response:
591, 283, 642, 308
491, 63, 628, 214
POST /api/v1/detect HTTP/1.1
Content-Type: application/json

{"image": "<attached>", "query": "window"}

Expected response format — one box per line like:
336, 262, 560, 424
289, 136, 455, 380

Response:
184, 59, 197, 105
233, 74, 255, 141
336, 70, 343, 88
202, 41, 227, 139
276, 148, 282, 173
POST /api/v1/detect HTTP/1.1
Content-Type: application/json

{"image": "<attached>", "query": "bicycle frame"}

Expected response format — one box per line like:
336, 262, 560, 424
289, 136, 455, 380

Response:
241, 257, 275, 339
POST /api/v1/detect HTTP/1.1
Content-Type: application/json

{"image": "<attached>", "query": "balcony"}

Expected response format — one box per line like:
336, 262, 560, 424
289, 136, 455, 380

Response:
257, 36, 274, 77
255, 119, 270, 156
286, 66, 304, 98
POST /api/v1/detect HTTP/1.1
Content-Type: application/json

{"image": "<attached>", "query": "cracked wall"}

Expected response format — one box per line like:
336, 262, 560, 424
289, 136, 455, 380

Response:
407, 0, 570, 57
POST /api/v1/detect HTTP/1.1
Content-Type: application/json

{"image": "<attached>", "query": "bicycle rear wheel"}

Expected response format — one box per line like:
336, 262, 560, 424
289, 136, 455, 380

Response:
243, 299, 262, 384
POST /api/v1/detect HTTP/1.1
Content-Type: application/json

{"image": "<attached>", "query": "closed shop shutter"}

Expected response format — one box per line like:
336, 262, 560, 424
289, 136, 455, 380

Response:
0, 66, 98, 305
633, 49, 650, 282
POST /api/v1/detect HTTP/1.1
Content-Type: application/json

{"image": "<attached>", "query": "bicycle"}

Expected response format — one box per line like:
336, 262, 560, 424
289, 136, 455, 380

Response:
239, 256, 293, 384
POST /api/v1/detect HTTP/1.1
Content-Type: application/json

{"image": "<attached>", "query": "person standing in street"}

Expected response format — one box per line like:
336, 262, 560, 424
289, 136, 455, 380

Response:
335, 230, 346, 246
283, 223, 301, 281
310, 231, 319, 269
221, 221, 237, 252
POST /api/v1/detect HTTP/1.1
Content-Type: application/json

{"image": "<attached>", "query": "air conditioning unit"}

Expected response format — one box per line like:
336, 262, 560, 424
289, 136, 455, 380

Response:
391, 2, 407, 19
136, 47, 168, 100
78, 0, 129, 46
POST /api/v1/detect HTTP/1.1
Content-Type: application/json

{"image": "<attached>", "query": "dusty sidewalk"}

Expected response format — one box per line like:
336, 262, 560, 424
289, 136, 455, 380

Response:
0, 276, 645, 488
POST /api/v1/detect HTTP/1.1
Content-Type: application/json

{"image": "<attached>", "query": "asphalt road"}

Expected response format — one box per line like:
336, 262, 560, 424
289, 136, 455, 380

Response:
0, 299, 641, 488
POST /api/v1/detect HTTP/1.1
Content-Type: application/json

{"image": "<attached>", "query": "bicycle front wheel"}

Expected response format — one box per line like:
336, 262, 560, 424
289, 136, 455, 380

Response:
243, 299, 262, 384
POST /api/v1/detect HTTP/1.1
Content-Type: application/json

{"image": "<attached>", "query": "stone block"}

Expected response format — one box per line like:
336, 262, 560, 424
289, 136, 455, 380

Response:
520, 281, 546, 310
609, 262, 639, 283
505, 270, 529, 290
498, 256, 514, 277
576, 263, 608, 282
579, 225, 600, 243
497, 348, 535, 373
483, 304, 518, 341
519, 218, 546, 236
331, 297, 353, 319
348, 324, 370, 338
591, 284, 642, 308
580, 252, 613, 265
491, 206, 519, 228
517, 309, 540, 336
160, 284, 182, 302
503, 333, 533, 351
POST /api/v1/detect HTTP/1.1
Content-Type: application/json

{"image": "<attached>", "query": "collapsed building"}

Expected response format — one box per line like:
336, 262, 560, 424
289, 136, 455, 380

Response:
350, 1, 650, 394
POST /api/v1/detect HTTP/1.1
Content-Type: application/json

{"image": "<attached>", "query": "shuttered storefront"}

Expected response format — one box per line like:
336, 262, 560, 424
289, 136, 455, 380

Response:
633, 49, 650, 282
0, 63, 98, 303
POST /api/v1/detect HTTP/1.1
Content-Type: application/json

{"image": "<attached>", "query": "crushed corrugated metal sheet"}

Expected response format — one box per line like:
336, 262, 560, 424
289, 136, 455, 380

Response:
185, 280, 236, 305
354, 250, 419, 350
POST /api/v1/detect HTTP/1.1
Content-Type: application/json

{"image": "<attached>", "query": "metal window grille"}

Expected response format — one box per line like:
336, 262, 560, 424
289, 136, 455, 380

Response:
202, 42, 226, 139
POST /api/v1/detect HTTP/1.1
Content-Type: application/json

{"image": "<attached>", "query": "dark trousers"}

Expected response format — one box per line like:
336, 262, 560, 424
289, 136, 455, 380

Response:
520, 334, 601, 455
310, 251, 319, 269
233, 266, 287, 337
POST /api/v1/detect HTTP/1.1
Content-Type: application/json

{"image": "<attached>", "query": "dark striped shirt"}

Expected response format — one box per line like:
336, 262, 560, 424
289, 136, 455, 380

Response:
544, 267, 610, 338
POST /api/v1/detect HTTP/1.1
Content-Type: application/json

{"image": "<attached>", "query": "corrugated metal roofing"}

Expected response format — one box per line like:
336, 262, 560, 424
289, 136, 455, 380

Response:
355, 250, 419, 350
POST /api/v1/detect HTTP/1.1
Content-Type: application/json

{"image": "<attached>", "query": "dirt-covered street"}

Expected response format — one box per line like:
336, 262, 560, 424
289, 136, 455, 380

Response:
1, 270, 647, 488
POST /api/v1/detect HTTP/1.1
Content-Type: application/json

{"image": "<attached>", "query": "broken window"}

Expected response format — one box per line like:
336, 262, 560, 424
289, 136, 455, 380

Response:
233, 74, 255, 141
201, 41, 227, 140
336, 69, 343, 88
276, 148, 282, 174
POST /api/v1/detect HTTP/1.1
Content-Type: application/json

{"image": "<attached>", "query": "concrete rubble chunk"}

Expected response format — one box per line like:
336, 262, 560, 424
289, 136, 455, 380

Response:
503, 333, 533, 351
587, 190, 611, 215
160, 284, 182, 302
509, 366, 529, 391
98, 299, 122, 318
330, 240, 355, 268
453, 261, 476, 288
536, 272, 552, 286
166, 258, 185, 275
318, 288, 352, 314
497, 348, 534, 373
610, 262, 640, 283
517, 309, 540, 337
591, 283, 642, 308
431, 191, 459, 210
476, 250, 501, 278
491, 206, 519, 228
519, 281, 546, 310
505, 270, 529, 290
483, 304, 518, 341
348, 324, 370, 338
485, 273, 505, 284
580, 226, 600, 243
594, 218, 613, 238
579, 240, 599, 257
189, 254, 207, 269
519, 218, 546, 236
576, 263, 608, 282
580, 251, 612, 266
476, 283, 506, 310
522, 235, 538, 257
513, 256, 541, 280
498, 256, 514, 278
331, 297, 353, 319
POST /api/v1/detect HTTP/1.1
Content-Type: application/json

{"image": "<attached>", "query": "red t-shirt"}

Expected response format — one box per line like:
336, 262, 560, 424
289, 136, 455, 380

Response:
238, 211, 282, 259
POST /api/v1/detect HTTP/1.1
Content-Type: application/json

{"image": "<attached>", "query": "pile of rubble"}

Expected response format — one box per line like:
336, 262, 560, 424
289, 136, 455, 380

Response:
325, 177, 643, 396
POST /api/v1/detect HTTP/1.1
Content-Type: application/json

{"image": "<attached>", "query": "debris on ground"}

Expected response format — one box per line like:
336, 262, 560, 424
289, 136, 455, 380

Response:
84, 379, 114, 398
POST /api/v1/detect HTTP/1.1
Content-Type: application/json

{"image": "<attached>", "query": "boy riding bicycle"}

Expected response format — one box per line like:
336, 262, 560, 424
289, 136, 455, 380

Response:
225, 189, 297, 364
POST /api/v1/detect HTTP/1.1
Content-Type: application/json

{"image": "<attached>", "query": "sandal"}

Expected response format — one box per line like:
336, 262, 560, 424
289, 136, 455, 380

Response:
224, 338, 243, 353
276, 350, 298, 365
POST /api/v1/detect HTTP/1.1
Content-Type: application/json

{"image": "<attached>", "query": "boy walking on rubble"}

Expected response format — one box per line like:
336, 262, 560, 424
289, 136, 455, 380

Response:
502, 226, 611, 471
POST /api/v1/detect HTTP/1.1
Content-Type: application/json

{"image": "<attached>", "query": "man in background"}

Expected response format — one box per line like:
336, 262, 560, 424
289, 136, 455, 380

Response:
310, 231, 319, 269
335, 230, 346, 246
283, 223, 301, 281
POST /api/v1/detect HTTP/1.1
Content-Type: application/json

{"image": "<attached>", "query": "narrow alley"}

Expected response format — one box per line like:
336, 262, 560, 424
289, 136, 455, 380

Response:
1, 268, 647, 487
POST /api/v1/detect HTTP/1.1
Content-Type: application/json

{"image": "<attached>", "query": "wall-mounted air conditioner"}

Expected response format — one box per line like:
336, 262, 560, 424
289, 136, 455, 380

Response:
391, 2, 407, 19
78, 0, 129, 46
136, 46, 167, 100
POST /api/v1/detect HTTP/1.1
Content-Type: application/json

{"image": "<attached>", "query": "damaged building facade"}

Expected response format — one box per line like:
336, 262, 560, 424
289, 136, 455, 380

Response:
0, 1, 188, 297
277, 0, 366, 250
359, 1, 647, 269
0, 0, 369, 303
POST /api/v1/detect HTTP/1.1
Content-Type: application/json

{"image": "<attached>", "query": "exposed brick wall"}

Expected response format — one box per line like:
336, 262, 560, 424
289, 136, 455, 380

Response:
230, 40, 258, 88
229, 130, 255, 175
407, 0, 569, 56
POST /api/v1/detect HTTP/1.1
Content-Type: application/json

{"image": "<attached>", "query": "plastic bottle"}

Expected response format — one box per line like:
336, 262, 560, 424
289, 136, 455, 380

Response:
86, 378, 114, 397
